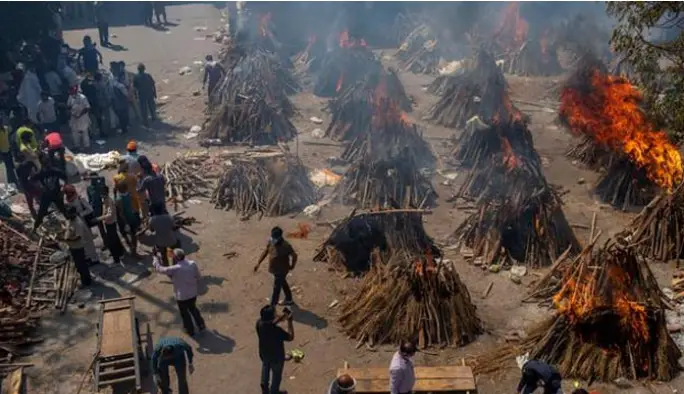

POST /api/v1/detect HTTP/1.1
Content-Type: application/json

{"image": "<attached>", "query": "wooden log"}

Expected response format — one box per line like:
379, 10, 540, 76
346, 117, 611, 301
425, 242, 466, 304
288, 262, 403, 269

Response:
25, 237, 45, 308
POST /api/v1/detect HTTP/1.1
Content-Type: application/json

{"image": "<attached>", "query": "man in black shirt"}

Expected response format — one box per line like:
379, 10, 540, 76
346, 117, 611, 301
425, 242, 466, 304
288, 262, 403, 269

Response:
77, 36, 102, 75
516, 359, 563, 394
256, 305, 294, 394
133, 63, 157, 126
31, 161, 68, 230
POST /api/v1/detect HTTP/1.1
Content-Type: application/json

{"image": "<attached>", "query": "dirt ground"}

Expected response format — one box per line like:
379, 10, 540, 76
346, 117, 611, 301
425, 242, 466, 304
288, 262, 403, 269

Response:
16, 3, 684, 394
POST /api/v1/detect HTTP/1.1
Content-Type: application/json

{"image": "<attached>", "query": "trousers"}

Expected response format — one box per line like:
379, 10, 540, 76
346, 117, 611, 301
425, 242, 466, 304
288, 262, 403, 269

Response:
70, 247, 92, 287
177, 296, 206, 335
71, 128, 90, 149
157, 363, 188, 394
271, 274, 293, 305
260, 360, 284, 394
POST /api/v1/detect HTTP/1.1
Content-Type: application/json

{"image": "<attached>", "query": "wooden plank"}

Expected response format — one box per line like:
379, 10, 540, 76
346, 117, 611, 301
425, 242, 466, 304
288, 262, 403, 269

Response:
99, 355, 135, 368
0, 367, 23, 394
100, 303, 134, 357
340, 366, 475, 380
353, 377, 476, 392
25, 237, 45, 307
97, 375, 137, 386
98, 296, 136, 304
100, 366, 136, 377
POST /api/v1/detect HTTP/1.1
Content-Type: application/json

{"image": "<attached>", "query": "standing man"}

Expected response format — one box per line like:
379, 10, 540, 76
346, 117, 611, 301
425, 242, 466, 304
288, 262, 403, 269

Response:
148, 203, 177, 266
154, 2, 168, 25
94, 2, 110, 47
254, 227, 298, 306
389, 342, 416, 394
138, 158, 166, 213
516, 359, 563, 394
153, 249, 206, 337
77, 36, 102, 75
133, 63, 156, 127
112, 76, 130, 134
0, 123, 16, 185
114, 181, 141, 257
42, 131, 66, 172
202, 55, 224, 105
150, 337, 194, 394
31, 160, 68, 230
66, 86, 91, 151
94, 72, 113, 138
63, 206, 93, 288
99, 185, 125, 264
37, 91, 59, 133
256, 305, 294, 394
143, 2, 154, 26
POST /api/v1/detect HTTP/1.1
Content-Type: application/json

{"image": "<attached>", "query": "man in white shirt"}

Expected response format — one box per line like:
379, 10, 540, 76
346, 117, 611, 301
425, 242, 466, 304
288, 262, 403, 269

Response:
67, 86, 91, 150
154, 249, 207, 337
389, 342, 416, 394
37, 91, 59, 132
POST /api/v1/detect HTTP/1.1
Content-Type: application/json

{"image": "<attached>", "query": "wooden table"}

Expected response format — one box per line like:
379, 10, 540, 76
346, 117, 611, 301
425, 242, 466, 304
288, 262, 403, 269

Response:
337, 362, 476, 393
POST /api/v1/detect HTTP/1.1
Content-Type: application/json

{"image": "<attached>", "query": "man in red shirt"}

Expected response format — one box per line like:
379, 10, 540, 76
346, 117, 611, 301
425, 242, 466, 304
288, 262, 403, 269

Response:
42, 131, 66, 172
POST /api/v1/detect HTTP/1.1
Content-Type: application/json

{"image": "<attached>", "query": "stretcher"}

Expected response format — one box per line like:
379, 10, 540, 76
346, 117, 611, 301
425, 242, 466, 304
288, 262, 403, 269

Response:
337, 359, 476, 393
94, 296, 151, 393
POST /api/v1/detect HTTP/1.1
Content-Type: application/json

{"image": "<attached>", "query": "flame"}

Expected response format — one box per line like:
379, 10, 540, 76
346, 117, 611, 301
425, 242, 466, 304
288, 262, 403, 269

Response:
287, 223, 311, 239
501, 137, 520, 170
336, 72, 344, 93
370, 75, 412, 129
415, 249, 436, 276
258, 13, 273, 38
495, 2, 528, 50
553, 259, 650, 345
339, 29, 367, 49
560, 68, 683, 190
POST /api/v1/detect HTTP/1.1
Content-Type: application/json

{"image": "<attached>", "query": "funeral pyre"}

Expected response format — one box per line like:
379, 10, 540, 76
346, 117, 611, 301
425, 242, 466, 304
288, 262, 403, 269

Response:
211, 151, 317, 219
1, 222, 79, 361
293, 33, 327, 76
426, 49, 517, 129
618, 182, 684, 262
475, 241, 681, 382
314, 30, 381, 97
202, 49, 299, 145
491, 2, 562, 77
559, 55, 683, 209
338, 251, 482, 348
326, 68, 412, 143
395, 24, 440, 75
161, 152, 223, 209
313, 209, 439, 273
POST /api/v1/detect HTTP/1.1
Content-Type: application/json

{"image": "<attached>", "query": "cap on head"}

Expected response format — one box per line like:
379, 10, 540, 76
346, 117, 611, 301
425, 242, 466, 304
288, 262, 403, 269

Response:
260, 305, 275, 322
126, 140, 137, 151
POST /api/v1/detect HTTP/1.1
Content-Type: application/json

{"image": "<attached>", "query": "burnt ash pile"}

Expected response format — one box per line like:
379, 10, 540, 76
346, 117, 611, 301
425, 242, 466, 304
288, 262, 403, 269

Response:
313, 209, 440, 273
335, 145, 437, 210
396, 25, 440, 75
338, 252, 482, 348
426, 50, 514, 129
476, 241, 681, 382
313, 33, 381, 98
202, 49, 299, 145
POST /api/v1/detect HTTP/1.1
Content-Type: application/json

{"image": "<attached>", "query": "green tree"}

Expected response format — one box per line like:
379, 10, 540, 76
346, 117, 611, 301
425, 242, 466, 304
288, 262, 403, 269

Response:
607, 2, 684, 143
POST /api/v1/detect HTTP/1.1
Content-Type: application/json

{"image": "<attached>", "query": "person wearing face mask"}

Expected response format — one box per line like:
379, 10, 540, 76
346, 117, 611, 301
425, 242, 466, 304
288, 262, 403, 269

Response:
389, 342, 416, 394
254, 226, 298, 306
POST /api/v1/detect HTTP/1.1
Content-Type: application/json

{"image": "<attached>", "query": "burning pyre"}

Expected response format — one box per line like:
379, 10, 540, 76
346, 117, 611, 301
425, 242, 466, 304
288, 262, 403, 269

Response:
338, 251, 482, 348
313, 209, 440, 272
560, 55, 683, 209
476, 241, 682, 382
210, 152, 317, 219
492, 2, 562, 77
202, 49, 299, 145
426, 49, 516, 129
396, 25, 440, 75
314, 30, 381, 97
293, 34, 327, 75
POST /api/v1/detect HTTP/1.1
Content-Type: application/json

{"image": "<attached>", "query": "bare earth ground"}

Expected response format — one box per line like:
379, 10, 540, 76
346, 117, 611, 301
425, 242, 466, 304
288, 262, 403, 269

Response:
19, 4, 684, 394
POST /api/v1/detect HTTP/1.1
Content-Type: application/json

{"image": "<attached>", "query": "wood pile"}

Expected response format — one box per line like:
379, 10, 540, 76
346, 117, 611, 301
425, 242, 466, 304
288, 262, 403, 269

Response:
293, 35, 327, 75
475, 241, 681, 382
335, 147, 437, 210
426, 75, 457, 96
161, 153, 217, 209
201, 95, 297, 145
211, 152, 317, 219
452, 184, 579, 268
338, 252, 482, 348
313, 43, 381, 98
503, 39, 563, 77
392, 12, 423, 46
313, 209, 439, 273
594, 158, 657, 210
396, 25, 439, 75
426, 49, 516, 129
619, 183, 684, 262
565, 136, 619, 170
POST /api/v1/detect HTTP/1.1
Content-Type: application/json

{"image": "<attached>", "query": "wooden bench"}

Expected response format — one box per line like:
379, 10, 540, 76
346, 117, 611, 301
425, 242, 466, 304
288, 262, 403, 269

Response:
337, 361, 476, 393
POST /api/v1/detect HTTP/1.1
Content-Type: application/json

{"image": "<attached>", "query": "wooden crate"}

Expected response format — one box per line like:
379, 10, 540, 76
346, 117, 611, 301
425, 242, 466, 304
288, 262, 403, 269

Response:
337, 361, 476, 393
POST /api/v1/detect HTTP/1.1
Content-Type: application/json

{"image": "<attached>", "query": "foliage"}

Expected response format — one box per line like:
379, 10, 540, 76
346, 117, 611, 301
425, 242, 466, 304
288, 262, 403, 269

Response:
607, 2, 684, 144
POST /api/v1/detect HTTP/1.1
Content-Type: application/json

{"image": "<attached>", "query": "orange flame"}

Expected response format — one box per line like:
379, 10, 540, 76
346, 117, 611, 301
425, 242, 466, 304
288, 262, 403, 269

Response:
501, 137, 520, 170
560, 69, 683, 190
339, 29, 367, 49
495, 3, 528, 50
287, 223, 311, 239
258, 13, 273, 38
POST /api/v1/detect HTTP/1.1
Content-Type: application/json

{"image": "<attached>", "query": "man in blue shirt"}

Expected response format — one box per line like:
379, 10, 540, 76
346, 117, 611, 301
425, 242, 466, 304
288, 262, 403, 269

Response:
151, 336, 195, 394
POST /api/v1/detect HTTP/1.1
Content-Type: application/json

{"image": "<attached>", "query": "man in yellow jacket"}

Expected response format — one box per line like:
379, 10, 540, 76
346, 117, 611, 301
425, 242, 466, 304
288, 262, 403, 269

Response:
16, 122, 40, 170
